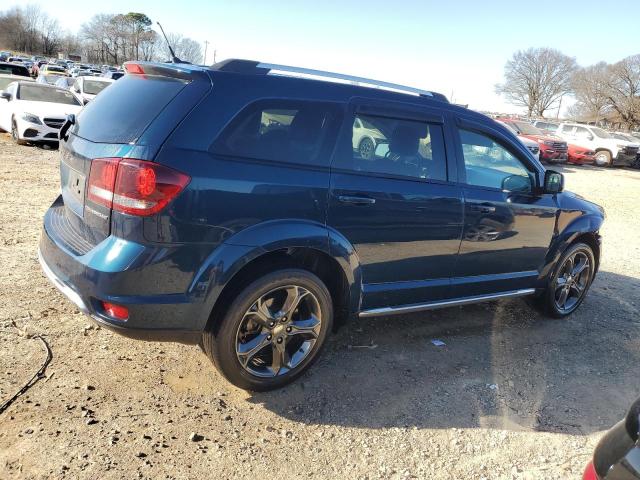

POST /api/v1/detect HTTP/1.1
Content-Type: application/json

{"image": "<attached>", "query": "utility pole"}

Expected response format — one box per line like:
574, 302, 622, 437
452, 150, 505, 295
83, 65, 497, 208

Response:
203, 40, 210, 65
213, 49, 217, 64
556, 95, 564, 119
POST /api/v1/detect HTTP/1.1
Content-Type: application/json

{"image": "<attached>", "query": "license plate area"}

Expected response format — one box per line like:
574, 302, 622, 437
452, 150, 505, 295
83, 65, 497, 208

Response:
60, 162, 86, 217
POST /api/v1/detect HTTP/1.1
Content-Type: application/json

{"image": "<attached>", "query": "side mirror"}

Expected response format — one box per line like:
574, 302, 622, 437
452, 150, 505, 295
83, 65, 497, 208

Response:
587, 135, 594, 141
544, 170, 564, 194
0, 91, 10, 101
59, 113, 76, 141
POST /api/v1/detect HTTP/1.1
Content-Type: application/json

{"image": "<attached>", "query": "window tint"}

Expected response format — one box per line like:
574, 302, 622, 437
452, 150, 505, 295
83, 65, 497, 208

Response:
213, 100, 341, 167
575, 127, 592, 140
460, 129, 532, 192
342, 114, 447, 181
72, 75, 187, 143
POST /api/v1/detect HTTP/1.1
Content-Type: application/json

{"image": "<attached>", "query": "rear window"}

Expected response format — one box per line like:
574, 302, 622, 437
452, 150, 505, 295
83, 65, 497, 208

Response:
212, 99, 343, 167
0, 63, 29, 77
71, 74, 188, 144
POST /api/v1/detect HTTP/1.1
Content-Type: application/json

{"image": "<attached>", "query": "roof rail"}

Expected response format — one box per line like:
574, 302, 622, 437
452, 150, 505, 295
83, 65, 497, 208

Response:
258, 62, 439, 99
211, 59, 448, 102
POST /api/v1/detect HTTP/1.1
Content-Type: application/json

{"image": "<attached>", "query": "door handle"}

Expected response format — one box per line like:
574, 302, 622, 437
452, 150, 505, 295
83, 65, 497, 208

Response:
337, 195, 376, 206
469, 203, 496, 213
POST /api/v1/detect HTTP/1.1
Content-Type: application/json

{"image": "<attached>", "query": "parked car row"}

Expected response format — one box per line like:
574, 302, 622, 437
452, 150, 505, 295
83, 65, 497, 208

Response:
0, 52, 125, 82
0, 74, 114, 145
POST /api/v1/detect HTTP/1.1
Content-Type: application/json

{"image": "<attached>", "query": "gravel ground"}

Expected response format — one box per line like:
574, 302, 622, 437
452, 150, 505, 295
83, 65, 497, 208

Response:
0, 134, 639, 479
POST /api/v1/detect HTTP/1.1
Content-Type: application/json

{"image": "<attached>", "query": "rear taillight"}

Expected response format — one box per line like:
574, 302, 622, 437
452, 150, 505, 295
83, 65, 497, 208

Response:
87, 158, 190, 216
582, 461, 599, 480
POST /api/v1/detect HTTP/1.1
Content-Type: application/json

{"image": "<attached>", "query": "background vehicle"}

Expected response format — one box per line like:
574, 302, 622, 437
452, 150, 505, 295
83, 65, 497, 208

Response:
496, 120, 540, 158
0, 62, 30, 78
102, 71, 124, 80
54, 77, 76, 90
533, 119, 560, 134
497, 118, 568, 163
0, 81, 82, 145
582, 397, 640, 479
39, 60, 603, 391
36, 75, 60, 85
40, 64, 68, 77
567, 144, 596, 165
557, 123, 638, 167
70, 76, 113, 104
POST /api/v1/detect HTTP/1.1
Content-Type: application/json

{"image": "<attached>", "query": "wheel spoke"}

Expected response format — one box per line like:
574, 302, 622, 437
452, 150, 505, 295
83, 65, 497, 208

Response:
557, 288, 569, 308
571, 282, 585, 295
289, 315, 321, 339
280, 286, 309, 318
563, 255, 574, 277
270, 344, 290, 376
572, 257, 589, 277
236, 333, 270, 367
556, 276, 567, 289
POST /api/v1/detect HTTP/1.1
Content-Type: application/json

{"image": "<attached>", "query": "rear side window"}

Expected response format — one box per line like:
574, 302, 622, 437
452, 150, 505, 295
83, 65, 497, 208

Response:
212, 100, 343, 167
0, 63, 29, 77
72, 75, 188, 144
337, 114, 447, 181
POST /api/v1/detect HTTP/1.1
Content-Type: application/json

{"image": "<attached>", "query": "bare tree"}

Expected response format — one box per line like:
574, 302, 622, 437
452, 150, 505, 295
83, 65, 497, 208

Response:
163, 32, 202, 64
496, 48, 577, 117
605, 55, 640, 129
571, 62, 610, 123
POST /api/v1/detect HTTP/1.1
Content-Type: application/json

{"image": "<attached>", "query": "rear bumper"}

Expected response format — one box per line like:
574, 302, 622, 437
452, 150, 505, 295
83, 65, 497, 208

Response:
39, 207, 207, 344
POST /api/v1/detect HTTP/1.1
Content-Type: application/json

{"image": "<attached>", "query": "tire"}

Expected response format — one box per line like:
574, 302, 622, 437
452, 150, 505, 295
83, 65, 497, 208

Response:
538, 242, 596, 318
11, 119, 27, 146
358, 137, 375, 160
594, 150, 612, 167
202, 269, 333, 391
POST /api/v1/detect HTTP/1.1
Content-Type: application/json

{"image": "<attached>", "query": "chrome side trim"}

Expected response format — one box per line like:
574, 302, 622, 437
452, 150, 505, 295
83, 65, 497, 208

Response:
358, 289, 536, 318
38, 248, 90, 315
257, 62, 434, 97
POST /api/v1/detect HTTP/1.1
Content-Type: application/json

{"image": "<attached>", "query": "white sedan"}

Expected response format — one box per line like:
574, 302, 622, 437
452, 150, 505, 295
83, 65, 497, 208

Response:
70, 76, 114, 104
0, 81, 82, 145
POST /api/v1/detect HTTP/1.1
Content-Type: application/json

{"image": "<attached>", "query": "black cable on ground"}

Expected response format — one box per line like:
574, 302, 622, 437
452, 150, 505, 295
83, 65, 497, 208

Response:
0, 335, 53, 415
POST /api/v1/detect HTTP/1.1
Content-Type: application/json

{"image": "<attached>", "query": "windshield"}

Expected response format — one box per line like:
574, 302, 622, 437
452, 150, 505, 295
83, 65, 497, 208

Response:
512, 121, 544, 135
18, 84, 81, 105
591, 127, 612, 139
83, 80, 110, 95
0, 77, 17, 90
46, 66, 66, 73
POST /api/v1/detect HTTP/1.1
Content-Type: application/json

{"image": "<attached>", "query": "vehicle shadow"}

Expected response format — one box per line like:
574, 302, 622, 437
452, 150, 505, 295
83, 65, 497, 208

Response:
248, 270, 640, 435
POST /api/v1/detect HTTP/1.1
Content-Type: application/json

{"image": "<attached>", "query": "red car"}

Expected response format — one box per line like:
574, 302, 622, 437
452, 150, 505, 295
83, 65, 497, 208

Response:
582, 397, 640, 479
568, 144, 596, 165
497, 118, 568, 164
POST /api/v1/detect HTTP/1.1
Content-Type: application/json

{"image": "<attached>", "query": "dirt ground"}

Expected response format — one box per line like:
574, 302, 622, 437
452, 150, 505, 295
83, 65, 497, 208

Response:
0, 134, 638, 480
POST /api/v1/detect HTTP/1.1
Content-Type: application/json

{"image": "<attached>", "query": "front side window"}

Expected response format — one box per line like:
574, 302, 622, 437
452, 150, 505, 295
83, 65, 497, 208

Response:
575, 127, 593, 140
591, 127, 612, 139
213, 100, 342, 167
561, 125, 574, 134
345, 114, 447, 181
460, 129, 532, 193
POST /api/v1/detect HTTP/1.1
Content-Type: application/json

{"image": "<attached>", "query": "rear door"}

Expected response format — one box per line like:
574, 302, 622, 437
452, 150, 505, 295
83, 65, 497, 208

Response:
452, 117, 558, 296
59, 69, 208, 250
328, 99, 463, 309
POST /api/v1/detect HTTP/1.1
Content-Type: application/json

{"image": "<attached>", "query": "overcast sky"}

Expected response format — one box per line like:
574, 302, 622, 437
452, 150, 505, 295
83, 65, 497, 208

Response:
2, 0, 639, 114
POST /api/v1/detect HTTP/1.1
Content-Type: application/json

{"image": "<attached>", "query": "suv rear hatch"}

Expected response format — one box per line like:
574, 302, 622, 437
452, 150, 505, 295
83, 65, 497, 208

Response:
55, 63, 211, 254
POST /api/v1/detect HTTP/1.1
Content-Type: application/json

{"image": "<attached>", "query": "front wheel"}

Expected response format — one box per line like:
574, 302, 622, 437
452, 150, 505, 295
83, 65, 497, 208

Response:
202, 269, 333, 391
594, 151, 612, 167
11, 119, 27, 146
541, 242, 596, 318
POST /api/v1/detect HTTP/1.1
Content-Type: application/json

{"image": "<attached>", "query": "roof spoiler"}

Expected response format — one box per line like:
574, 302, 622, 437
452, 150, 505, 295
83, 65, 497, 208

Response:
123, 62, 208, 81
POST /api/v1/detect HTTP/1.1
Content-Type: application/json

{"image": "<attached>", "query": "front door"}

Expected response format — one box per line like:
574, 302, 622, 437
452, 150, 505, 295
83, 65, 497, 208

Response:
328, 101, 463, 310
452, 122, 558, 296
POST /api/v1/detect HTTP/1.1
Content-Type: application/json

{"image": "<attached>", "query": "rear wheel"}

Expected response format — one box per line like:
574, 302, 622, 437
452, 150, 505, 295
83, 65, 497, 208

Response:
202, 269, 333, 391
540, 242, 595, 318
594, 150, 612, 167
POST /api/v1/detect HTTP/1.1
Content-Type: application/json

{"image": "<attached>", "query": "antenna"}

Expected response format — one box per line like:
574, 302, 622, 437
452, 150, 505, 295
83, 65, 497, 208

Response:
156, 22, 181, 63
